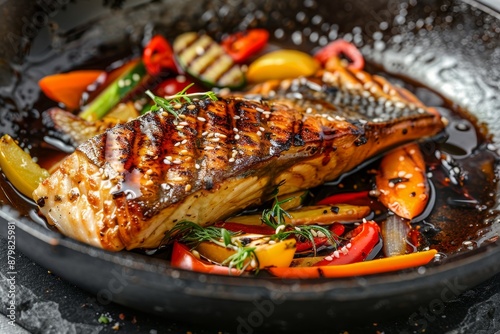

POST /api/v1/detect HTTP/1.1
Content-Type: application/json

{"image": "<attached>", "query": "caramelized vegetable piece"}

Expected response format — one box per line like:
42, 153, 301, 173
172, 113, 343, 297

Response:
173, 32, 245, 89
376, 143, 429, 219
275, 190, 308, 211
268, 249, 437, 278
246, 49, 320, 83
195, 234, 296, 269
171, 242, 242, 275
286, 204, 370, 225
225, 204, 370, 226
0, 135, 50, 198
39, 70, 104, 110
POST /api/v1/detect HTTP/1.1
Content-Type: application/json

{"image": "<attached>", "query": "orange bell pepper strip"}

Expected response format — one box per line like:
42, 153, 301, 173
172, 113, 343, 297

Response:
376, 143, 429, 219
170, 242, 242, 275
268, 249, 437, 279
38, 70, 104, 110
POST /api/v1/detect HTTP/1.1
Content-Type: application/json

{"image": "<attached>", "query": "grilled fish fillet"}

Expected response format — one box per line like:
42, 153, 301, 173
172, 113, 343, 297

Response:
33, 70, 445, 251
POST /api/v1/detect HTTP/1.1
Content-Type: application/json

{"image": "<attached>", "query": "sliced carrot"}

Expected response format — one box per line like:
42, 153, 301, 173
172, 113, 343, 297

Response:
375, 143, 429, 219
38, 70, 104, 110
268, 249, 437, 279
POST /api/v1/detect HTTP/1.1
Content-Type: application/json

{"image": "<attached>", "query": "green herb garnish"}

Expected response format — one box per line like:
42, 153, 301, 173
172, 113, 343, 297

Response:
145, 83, 218, 118
261, 185, 339, 255
165, 220, 258, 272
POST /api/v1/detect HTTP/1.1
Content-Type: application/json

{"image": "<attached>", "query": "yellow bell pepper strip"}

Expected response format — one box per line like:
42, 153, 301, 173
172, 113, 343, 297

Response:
375, 143, 430, 219
246, 49, 320, 83
38, 70, 104, 110
268, 249, 438, 279
314, 40, 365, 71
226, 204, 370, 226
171, 242, 243, 275
195, 234, 296, 269
0, 134, 50, 198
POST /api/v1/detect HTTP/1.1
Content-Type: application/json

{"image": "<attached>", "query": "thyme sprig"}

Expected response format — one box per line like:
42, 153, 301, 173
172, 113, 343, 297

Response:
145, 83, 217, 118
261, 188, 340, 255
165, 220, 258, 272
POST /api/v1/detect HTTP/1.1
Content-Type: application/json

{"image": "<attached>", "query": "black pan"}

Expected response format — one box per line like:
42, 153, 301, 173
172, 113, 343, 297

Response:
0, 0, 499, 332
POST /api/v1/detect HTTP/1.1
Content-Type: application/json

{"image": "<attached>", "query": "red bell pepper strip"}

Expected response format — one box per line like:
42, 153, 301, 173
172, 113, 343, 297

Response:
221, 29, 269, 63
143, 35, 177, 75
317, 190, 372, 206
267, 249, 437, 279
314, 220, 381, 266
330, 222, 345, 237
170, 242, 242, 275
314, 40, 365, 71
214, 222, 275, 235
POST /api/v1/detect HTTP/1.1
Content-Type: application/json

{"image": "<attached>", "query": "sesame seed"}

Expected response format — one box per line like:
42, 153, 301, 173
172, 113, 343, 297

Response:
409, 149, 416, 154
396, 184, 407, 189
180, 149, 189, 155
417, 183, 425, 187
176, 125, 184, 130
204, 146, 215, 151
192, 249, 200, 259
145, 180, 154, 186
210, 137, 220, 142
398, 171, 406, 178
118, 79, 125, 88
179, 121, 189, 126
187, 105, 196, 110
202, 131, 208, 136
207, 132, 214, 138
173, 159, 182, 164
341, 246, 349, 255
228, 158, 235, 162
275, 225, 285, 234
333, 250, 340, 258
324, 256, 333, 261
256, 107, 264, 112
185, 184, 192, 192
419, 194, 427, 200
399, 155, 405, 161
306, 107, 313, 114
197, 116, 206, 122
174, 142, 181, 147
178, 114, 186, 119
317, 231, 326, 238
132, 73, 140, 81
195, 164, 201, 169
259, 127, 265, 132
173, 103, 182, 109
181, 139, 188, 145
404, 173, 413, 179
165, 156, 173, 161
234, 134, 240, 140
268, 240, 276, 245
311, 230, 318, 237
250, 259, 258, 268
256, 131, 262, 136
233, 115, 241, 120
347, 243, 352, 249
233, 128, 239, 132
389, 182, 395, 188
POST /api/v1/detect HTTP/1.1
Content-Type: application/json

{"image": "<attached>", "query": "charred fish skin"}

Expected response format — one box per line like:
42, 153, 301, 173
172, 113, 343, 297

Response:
33, 72, 445, 251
